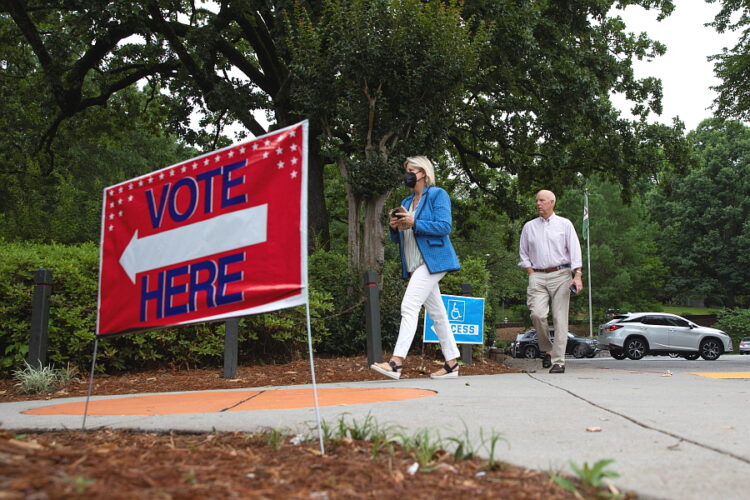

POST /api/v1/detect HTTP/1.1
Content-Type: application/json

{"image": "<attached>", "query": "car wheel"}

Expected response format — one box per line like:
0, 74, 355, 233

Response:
668, 353, 680, 358
683, 353, 700, 360
523, 345, 539, 359
573, 344, 586, 359
610, 350, 627, 360
585, 350, 597, 358
624, 337, 647, 360
700, 338, 722, 361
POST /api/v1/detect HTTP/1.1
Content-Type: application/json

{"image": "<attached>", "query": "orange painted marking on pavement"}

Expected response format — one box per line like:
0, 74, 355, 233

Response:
22, 388, 436, 417
688, 372, 750, 379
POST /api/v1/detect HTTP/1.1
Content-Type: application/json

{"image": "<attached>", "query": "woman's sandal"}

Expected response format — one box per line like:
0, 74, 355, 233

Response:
370, 360, 403, 380
430, 361, 459, 379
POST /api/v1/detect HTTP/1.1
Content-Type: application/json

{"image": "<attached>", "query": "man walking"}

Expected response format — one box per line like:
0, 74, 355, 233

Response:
518, 190, 583, 373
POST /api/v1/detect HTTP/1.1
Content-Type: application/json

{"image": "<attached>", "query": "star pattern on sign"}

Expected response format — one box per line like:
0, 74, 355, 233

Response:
104, 125, 303, 232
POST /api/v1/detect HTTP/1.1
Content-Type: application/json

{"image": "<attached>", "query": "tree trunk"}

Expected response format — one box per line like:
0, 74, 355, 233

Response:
307, 127, 330, 252
339, 159, 362, 270
362, 193, 389, 274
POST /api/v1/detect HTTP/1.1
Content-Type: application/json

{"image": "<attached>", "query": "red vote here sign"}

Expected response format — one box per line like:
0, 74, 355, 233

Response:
97, 121, 308, 336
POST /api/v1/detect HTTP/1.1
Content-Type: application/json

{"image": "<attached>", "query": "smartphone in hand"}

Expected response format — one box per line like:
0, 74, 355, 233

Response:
390, 208, 405, 219
569, 284, 577, 293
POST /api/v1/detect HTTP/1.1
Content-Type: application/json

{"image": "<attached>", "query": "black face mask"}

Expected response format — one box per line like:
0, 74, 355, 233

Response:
404, 171, 418, 188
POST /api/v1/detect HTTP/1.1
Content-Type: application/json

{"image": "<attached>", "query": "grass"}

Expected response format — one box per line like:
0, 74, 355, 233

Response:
659, 305, 719, 316
12, 362, 79, 394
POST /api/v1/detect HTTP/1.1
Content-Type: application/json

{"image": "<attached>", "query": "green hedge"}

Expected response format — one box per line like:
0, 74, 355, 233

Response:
0, 241, 333, 375
713, 309, 750, 350
0, 242, 493, 375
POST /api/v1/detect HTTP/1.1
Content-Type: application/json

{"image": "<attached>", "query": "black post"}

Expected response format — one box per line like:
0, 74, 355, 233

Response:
460, 282, 472, 366
223, 317, 239, 379
363, 270, 383, 366
28, 269, 53, 369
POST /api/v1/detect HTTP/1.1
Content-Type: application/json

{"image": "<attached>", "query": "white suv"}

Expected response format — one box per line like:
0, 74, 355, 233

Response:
598, 312, 732, 361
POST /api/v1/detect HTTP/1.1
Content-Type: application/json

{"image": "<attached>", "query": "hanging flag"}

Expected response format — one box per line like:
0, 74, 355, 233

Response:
582, 193, 589, 240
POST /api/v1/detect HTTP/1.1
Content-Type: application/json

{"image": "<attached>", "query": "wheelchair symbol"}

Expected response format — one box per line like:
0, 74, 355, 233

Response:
447, 300, 465, 321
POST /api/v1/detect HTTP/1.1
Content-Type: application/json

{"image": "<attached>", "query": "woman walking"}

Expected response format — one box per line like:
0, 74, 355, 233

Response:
371, 156, 461, 380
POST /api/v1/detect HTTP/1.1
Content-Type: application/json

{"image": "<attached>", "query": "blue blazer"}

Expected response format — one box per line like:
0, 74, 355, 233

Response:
390, 186, 460, 279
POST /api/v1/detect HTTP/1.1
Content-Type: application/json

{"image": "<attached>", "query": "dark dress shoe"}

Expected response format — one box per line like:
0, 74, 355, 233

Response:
549, 364, 565, 374
542, 354, 552, 369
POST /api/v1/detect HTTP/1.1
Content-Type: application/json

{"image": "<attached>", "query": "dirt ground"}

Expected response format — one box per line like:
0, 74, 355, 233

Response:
0, 355, 633, 499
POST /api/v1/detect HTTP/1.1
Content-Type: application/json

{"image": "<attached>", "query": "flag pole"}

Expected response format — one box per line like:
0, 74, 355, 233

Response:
584, 189, 593, 337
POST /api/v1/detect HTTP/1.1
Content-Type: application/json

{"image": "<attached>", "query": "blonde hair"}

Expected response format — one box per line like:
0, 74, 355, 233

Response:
403, 156, 435, 186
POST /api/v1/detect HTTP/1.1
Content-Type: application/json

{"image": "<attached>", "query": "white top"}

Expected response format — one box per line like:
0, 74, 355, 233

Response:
402, 198, 424, 273
518, 213, 582, 270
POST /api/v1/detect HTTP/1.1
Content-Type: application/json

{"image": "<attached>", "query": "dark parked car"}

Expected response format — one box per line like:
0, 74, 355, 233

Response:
509, 329, 598, 359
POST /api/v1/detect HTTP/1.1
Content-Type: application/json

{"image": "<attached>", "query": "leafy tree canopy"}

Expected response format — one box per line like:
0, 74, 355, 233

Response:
648, 118, 750, 307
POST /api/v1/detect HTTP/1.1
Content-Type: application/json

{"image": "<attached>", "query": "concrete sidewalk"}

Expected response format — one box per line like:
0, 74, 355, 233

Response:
2, 359, 749, 500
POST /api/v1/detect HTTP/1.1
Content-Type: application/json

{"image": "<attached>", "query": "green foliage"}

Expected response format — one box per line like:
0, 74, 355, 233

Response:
448, 0, 687, 206
12, 361, 79, 394
394, 428, 444, 470
553, 459, 621, 498
710, 1, 750, 122
0, 86, 198, 244
558, 177, 665, 318
0, 241, 334, 376
714, 308, 750, 347
308, 249, 365, 356
649, 119, 750, 307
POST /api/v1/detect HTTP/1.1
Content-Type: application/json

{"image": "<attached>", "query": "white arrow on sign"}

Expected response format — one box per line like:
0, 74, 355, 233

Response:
119, 204, 268, 283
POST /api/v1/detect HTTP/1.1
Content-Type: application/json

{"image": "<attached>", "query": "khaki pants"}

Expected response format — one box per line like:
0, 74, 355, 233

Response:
527, 269, 571, 365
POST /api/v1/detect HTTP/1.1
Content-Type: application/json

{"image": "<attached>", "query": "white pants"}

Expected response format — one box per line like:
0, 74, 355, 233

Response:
393, 264, 460, 361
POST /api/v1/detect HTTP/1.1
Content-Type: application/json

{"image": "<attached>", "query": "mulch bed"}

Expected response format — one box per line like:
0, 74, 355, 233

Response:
0, 355, 633, 499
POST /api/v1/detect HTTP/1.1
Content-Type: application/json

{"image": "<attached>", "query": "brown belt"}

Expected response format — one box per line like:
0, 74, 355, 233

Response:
532, 265, 570, 273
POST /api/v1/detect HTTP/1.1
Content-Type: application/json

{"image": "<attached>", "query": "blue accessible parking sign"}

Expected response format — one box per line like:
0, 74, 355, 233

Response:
423, 294, 485, 344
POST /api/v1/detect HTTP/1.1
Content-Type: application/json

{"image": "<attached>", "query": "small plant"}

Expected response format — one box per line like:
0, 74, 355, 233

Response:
480, 428, 507, 470
395, 428, 444, 470
446, 423, 478, 461
181, 468, 197, 485
63, 475, 95, 494
265, 428, 284, 451
12, 362, 79, 394
552, 459, 621, 498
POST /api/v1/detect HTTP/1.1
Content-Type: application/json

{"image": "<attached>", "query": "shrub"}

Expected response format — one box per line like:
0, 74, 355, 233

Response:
713, 308, 750, 348
0, 241, 333, 375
